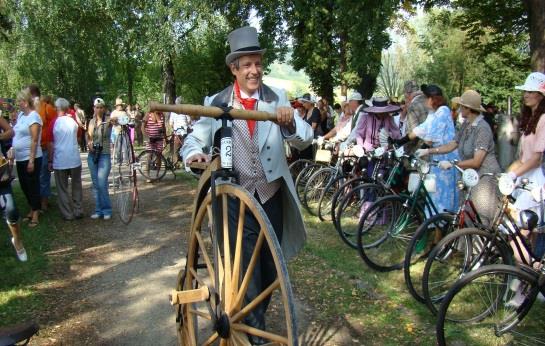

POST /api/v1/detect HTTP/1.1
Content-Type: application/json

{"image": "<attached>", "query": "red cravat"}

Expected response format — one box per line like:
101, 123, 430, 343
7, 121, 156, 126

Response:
234, 81, 257, 137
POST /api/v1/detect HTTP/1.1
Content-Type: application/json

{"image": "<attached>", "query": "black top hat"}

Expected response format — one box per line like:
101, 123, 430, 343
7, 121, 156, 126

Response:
225, 26, 266, 66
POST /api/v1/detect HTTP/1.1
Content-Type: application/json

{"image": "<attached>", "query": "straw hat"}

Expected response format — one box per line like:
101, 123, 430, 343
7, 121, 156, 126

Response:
115, 98, 126, 107
451, 90, 486, 113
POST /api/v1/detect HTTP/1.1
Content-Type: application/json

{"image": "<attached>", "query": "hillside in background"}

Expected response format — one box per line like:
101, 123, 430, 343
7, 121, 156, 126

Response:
264, 58, 310, 99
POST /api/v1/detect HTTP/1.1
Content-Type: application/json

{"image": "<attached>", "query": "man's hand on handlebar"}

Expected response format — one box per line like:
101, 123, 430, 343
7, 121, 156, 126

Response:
186, 153, 210, 164
275, 106, 295, 132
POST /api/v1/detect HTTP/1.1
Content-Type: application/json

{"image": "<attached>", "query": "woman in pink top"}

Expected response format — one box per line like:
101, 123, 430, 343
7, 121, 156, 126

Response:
506, 72, 545, 267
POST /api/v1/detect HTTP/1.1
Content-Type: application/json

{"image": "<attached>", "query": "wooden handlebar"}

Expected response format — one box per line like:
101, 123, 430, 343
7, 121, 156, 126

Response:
148, 102, 277, 121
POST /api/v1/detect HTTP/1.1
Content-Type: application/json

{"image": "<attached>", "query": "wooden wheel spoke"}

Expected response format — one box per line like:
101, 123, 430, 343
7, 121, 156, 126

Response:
222, 194, 232, 310
231, 200, 246, 306
203, 331, 219, 345
217, 251, 225, 299
231, 322, 288, 344
188, 308, 212, 320
232, 230, 265, 312
188, 267, 207, 288
231, 278, 280, 323
195, 232, 215, 282
182, 183, 296, 346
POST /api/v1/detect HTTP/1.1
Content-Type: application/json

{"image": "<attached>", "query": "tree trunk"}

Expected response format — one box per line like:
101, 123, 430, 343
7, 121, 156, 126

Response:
527, 0, 545, 72
127, 61, 134, 105
358, 74, 377, 100
162, 52, 176, 104
339, 31, 348, 100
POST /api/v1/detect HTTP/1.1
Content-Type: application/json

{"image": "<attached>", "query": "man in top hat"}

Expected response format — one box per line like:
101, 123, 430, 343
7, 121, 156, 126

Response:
181, 26, 313, 344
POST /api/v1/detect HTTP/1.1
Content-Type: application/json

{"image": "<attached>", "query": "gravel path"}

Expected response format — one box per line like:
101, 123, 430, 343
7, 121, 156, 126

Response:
28, 153, 357, 345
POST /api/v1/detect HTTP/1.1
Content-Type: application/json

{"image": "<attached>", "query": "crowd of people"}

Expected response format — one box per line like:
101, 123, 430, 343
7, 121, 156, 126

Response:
2, 84, 197, 262
288, 71, 545, 262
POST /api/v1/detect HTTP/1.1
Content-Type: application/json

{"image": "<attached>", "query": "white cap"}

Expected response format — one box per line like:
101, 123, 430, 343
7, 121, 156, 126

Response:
175, 96, 183, 105
515, 72, 545, 95
94, 98, 105, 107
348, 91, 363, 101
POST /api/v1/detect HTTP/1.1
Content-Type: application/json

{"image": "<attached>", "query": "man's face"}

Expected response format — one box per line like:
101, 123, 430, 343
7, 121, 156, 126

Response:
230, 54, 263, 95
348, 100, 359, 112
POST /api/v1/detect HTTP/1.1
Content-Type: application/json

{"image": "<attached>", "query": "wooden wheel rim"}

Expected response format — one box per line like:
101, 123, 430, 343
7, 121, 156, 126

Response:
178, 183, 297, 346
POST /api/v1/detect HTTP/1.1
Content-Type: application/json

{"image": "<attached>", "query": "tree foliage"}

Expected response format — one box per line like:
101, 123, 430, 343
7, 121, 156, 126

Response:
288, 0, 401, 100
396, 9, 529, 109
413, 0, 543, 71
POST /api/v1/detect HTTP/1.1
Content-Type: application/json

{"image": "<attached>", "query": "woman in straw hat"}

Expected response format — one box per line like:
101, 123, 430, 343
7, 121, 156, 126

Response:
415, 89, 501, 224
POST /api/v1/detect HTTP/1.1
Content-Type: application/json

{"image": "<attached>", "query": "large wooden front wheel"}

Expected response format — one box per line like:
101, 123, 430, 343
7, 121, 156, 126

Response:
177, 183, 298, 345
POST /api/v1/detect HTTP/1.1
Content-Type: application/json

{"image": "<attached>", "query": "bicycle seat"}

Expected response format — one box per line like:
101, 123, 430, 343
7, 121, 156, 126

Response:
0, 321, 39, 346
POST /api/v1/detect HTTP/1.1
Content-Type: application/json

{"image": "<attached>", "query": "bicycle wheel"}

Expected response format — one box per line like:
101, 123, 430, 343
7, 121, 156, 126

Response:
422, 227, 513, 316
137, 149, 167, 181
317, 175, 350, 222
288, 159, 313, 182
335, 183, 386, 249
302, 167, 335, 216
436, 264, 544, 346
330, 176, 366, 228
112, 131, 138, 224
357, 195, 424, 272
176, 183, 298, 345
403, 212, 456, 303
294, 163, 323, 205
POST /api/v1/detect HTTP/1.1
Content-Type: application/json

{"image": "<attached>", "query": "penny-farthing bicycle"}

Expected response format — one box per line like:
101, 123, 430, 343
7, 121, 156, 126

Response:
111, 113, 139, 224
149, 102, 298, 346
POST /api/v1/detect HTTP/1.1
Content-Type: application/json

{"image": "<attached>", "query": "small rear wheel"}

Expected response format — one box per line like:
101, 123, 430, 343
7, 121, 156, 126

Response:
137, 149, 167, 182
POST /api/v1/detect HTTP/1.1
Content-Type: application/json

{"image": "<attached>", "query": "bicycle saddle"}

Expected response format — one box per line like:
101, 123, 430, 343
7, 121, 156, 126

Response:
0, 321, 39, 346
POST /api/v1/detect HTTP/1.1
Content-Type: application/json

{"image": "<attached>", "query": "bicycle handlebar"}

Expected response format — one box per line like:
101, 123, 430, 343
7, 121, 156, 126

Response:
149, 102, 277, 122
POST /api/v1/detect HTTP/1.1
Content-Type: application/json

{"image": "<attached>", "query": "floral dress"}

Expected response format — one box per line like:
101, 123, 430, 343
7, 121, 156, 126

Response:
413, 105, 459, 214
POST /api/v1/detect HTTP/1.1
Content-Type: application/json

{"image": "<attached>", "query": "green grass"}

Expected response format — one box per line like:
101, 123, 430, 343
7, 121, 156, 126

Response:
289, 212, 438, 344
291, 210, 545, 345
0, 185, 63, 326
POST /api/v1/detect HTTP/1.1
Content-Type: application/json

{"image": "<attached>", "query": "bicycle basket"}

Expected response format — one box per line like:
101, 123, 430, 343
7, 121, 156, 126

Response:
315, 149, 332, 163
408, 172, 436, 193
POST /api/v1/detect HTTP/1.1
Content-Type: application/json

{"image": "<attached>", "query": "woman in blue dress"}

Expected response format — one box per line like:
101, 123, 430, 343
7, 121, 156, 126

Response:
393, 84, 459, 214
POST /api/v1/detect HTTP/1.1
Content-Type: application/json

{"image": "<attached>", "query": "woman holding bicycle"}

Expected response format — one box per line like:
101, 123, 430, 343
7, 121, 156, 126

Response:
86, 98, 112, 220
415, 90, 501, 224
506, 72, 545, 264
390, 84, 459, 215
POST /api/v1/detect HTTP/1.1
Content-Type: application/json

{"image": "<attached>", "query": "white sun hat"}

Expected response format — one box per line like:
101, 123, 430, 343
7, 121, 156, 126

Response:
515, 72, 545, 95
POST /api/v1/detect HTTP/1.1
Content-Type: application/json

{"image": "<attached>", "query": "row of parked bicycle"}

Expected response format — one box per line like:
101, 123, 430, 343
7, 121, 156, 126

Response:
289, 140, 545, 345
